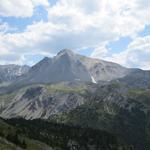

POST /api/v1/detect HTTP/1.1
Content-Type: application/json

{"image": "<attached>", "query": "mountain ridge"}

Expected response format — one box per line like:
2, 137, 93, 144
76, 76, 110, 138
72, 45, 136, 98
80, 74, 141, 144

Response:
0, 49, 149, 94
7, 49, 132, 87
0, 65, 30, 84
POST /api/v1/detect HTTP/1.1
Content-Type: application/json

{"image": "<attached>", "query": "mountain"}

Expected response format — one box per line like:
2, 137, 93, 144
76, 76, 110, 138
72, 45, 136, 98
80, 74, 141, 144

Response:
0, 50, 149, 119
10, 49, 130, 89
0, 49, 150, 129
22, 49, 92, 83
118, 69, 150, 88
0, 49, 150, 149
0, 65, 30, 84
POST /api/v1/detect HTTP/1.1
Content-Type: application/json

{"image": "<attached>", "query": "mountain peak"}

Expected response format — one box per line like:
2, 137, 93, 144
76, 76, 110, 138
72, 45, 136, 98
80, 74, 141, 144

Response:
57, 49, 74, 56
42, 57, 50, 62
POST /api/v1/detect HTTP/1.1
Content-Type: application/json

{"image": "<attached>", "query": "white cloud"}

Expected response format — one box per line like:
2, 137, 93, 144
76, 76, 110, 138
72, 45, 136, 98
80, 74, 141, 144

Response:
31, 0, 49, 7
0, 0, 34, 17
90, 43, 108, 58
0, 0, 149, 68
0, 0, 49, 17
105, 36, 150, 70
48, 0, 150, 36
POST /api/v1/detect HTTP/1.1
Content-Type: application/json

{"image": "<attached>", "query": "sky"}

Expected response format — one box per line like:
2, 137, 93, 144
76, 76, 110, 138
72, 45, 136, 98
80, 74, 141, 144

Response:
0, 0, 150, 70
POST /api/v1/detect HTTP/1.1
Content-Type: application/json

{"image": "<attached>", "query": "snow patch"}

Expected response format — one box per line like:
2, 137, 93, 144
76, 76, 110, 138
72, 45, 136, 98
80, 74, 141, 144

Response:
91, 76, 97, 84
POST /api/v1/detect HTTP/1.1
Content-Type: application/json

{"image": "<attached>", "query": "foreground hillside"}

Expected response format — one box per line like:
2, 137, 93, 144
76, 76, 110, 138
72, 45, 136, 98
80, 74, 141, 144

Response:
0, 118, 132, 150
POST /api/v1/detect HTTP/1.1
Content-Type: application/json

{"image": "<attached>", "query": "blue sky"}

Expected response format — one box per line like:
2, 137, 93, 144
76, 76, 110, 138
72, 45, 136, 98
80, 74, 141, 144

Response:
0, 0, 150, 69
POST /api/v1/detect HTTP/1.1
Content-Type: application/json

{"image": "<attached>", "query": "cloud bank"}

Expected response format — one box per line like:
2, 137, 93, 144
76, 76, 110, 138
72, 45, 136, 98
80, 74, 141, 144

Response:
0, 0, 150, 69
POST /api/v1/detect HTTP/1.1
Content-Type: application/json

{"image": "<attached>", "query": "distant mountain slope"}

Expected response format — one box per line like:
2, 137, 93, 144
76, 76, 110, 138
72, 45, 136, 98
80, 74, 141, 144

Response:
2, 49, 149, 94
118, 69, 150, 88
79, 54, 129, 81
10, 49, 130, 88
0, 65, 30, 83
1, 49, 150, 90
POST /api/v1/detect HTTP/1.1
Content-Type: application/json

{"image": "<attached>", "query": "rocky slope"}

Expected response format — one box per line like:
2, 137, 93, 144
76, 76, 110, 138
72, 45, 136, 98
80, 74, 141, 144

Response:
0, 65, 30, 83
0, 82, 88, 119
11, 49, 130, 88
0, 78, 150, 120
1, 80, 149, 149
50, 82, 150, 150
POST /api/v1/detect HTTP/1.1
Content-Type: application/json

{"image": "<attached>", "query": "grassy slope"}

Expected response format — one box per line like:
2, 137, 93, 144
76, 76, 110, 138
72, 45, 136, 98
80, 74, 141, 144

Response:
44, 84, 87, 94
